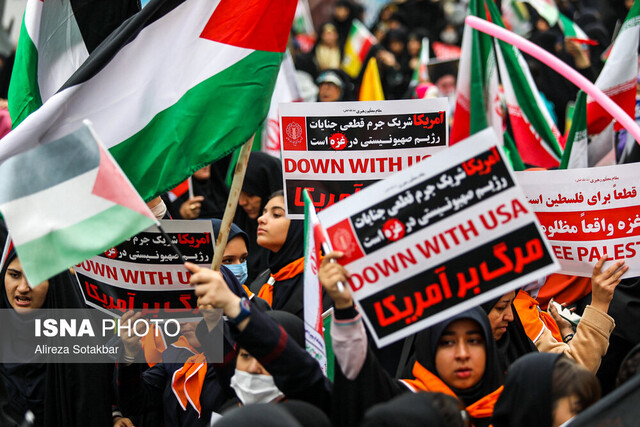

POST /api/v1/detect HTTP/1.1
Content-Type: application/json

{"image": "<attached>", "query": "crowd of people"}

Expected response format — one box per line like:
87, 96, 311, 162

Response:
1, 0, 640, 426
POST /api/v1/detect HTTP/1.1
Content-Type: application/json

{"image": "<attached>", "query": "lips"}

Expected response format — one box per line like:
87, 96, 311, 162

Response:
15, 295, 32, 307
455, 368, 472, 379
257, 228, 266, 235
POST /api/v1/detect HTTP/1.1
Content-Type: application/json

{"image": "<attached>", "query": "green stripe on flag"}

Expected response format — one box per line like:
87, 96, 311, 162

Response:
560, 91, 587, 169
8, 15, 42, 128
16, 204, 155, 285
111, 50, 282, 201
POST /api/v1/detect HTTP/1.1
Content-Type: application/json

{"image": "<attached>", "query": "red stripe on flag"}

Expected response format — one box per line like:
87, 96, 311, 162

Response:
358, 38, 374, 62
169, 179, 190, 200
587, 80, 636, 134
200, 0, 297, 53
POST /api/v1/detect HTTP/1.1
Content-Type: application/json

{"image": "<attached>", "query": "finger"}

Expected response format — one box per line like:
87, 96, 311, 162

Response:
194, 284, 209, 297
191, 196, 205, 202
602, 260, 626, 279
184, 262, 201, 274
593, 255, 608, 275
321, 251, 344, 265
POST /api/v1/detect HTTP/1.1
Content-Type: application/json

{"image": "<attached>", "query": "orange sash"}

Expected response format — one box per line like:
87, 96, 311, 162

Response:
257, 256, 306, 306
401, 361, 503, 419
142, 324, 167, 367
513, 290, 563, 343
170, 336, 207, 416
536, 274, 591, 309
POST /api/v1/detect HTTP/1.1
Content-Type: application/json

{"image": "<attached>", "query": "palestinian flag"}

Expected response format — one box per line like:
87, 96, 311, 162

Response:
0, 124, 156, 285
303, 189, 328, 375
1, 0, 297, 203
359, 57, 385, 101
342, 19, 377, 78
587, 1, 640, 135
8, 0, 139, 127
560, 91, 588, 169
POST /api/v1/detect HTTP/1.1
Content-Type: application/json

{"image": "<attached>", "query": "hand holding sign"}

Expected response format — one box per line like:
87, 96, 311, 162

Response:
590, 255, 628, 313
319, 251, 353, 309
187, 262, 242, 328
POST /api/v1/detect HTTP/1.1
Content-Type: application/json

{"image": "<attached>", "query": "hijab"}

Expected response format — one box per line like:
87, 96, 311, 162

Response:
234, 152, 283, 284
0, 249, 113, 426
411, 307, 504, 407
211, 219, 250, 252
480, 295, 538, 374
360, 392, 451, 427
267, 220, 304, 274
492, 352, 562, 427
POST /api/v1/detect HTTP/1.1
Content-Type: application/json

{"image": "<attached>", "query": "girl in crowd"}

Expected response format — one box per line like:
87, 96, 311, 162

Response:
187, 263, 332, 413
492, 353, 600, 427
495, 255, 626, 373
255, 191, 331, 319
234, 152, 283, 287
319, 251, 503, 427
0, 249, 116, 426
314, 23, 342, 71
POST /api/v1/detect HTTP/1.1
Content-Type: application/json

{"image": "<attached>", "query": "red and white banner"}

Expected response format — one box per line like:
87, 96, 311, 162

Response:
317, 128, 558, 347
280, 99, 449, 219
516, 163, 640, 277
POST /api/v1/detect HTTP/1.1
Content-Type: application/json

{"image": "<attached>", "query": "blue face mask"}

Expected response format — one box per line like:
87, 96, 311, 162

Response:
226, 261, 248, 285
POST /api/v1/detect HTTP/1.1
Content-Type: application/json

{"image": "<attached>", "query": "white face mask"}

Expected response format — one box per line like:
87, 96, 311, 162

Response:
230, 369, 284, 405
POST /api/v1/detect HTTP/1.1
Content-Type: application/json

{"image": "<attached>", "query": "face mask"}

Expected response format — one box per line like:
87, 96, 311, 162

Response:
230, 369, 284, 405
226, 261, 248, 285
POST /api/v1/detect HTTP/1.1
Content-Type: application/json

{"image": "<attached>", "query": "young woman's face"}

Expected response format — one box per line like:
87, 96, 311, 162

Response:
257, 196, 290, 253
4, 258, 50, 313
238, 191, 262, 219
487, 291, 516, 341
552, 395, 580, 427
222, 236, 248, 265
435, 318, 486, 390
236, 348, 271, 376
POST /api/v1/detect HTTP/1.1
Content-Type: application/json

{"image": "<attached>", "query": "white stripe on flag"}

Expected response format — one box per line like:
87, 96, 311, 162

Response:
0, 168, 114, 245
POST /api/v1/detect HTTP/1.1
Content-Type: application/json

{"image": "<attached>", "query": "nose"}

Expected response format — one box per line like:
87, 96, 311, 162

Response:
455, 341, 470, 361
238, 193, 247, 207
257, 212, 266, 225
247, 357, 266, 375
504, 305, 514, 323
16, 278, 31, 293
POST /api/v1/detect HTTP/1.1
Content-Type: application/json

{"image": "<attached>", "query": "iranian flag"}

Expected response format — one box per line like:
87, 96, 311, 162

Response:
587, 1, 640, 136
0, 123, 156, 286
558, 13, 596, 45
342, 19, 377, 78
452, 0, 562, 169
303, 189, 328, 374
262, 52, 303, 157
8, 0, 139, 127
1, 0, 297, 202
410, 37, 430, 86
559, 91, 588, 169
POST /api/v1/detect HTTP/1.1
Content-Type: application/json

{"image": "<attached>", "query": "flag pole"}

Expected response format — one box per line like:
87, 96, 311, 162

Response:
210, 135, 254, 271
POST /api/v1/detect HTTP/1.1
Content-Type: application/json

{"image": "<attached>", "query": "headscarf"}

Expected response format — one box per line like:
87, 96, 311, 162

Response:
492, 352, 562, 427
234, 152, 283, 285
211, 219, 249, 250
265, 310, 304, 347
280, 400, 331, 427
480, 295, 538, 374
267, 220, 304, 274
410, 307, 504, 407
0, 249, 113, 426
360, 392, 450, 427
217, 403, 301, 427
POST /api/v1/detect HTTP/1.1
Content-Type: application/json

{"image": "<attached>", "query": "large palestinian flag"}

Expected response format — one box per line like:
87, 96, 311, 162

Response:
8, 0, 139, 127
2, 0, 297, 202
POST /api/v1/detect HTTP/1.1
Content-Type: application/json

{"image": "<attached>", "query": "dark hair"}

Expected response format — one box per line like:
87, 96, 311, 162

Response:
551, 357, 601, 415
268, 190, 284, 201
616, 344, 640, 387
430, 393, 467, 427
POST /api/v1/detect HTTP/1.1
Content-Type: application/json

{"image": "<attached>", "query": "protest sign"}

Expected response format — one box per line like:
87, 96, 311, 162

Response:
280, 99, 449, 219
73, 220, 213, 318
515, 163, 640, 277
317, 128, 558, 347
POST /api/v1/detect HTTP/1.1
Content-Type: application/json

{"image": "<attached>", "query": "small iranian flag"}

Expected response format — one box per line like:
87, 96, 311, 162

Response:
2, 0, 297, 202
8, 0, 139, 127
558, 13, 596, 45
560, 91, 588, 169
587, 1, 640, 136
342, 19, 377, 78
303, 189, 327, 374
0, 123, 156, 286
520, 0, 559, 26
410, 37, 430, 86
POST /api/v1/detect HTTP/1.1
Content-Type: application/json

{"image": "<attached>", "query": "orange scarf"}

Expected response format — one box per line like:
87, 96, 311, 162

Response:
258, 256, 306, 306
401, 361, 503, 420
536, 274, 592, 309
513, 290, 563, 343
142, 326, 208, 416
170, 336, 207, 417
